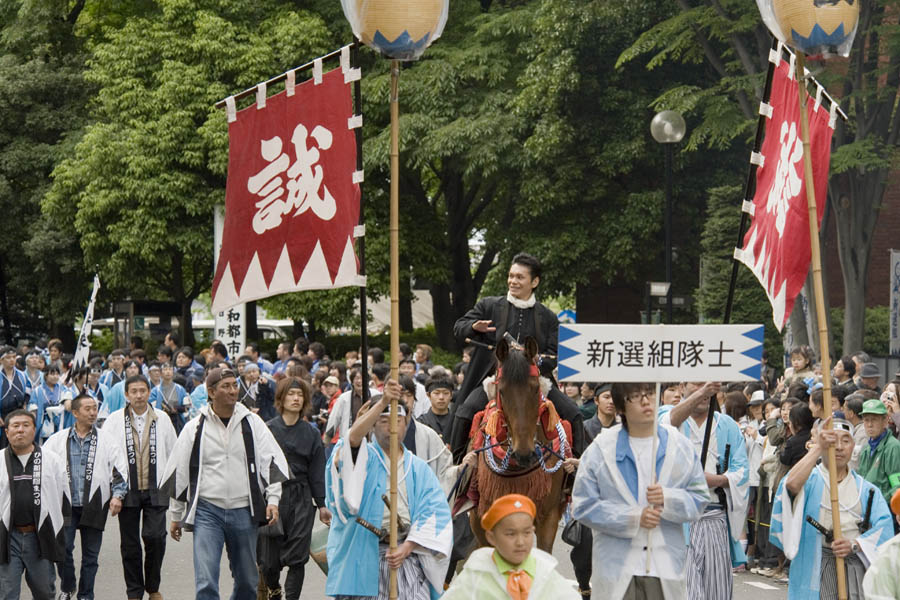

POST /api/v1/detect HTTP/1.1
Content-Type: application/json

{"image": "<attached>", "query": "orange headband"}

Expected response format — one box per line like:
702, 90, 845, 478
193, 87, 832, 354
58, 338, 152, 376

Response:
481, 494, 536, 531
891, 488, 900, 517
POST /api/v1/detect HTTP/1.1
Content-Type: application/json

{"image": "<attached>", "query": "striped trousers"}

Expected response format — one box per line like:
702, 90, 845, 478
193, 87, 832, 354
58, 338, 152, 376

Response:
686, 509, 731, 600
819, 546, 866, 600
334, 543, 431, 600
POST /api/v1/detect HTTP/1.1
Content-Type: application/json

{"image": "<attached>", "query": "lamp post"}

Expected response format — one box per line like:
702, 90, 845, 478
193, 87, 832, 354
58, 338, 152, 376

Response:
650, 110, 686, 324
340, 3, 449, 598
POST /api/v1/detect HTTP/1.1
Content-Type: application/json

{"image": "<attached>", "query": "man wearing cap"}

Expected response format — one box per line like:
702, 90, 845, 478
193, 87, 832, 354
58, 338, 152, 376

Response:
325, 380, 452, 599
104, 375, 177, 600
583, 383, 618, 443
442, 494, 580, 599
857, 398, 900, 517
858, 362, 882, 392
862, 489, 900, 598
0, 346, 30, 450
161, 367, 289, 600
772, 416, 895, 600
572, 382, 711, 600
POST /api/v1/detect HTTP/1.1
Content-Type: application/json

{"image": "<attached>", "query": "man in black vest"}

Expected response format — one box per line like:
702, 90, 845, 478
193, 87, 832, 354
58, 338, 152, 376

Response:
448, 253, 583, 463
104, 375, 178, 600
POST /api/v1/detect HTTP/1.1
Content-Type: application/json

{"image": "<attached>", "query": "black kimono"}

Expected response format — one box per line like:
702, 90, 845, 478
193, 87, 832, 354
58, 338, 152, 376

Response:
259, 415, 326, 597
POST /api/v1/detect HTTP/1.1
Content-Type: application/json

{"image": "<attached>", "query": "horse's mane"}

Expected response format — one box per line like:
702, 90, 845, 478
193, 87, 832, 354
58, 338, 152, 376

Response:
498, 348, 533, 387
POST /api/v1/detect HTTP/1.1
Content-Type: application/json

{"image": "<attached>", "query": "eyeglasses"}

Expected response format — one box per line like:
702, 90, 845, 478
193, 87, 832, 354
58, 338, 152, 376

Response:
626, 391, 654, 404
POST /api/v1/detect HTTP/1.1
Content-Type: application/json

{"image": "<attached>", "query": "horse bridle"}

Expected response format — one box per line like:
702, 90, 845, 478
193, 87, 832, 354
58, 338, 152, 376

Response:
482, 366, 569, 476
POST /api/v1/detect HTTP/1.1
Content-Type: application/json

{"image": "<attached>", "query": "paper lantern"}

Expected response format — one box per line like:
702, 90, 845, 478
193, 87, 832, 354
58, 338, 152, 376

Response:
342, 0, 449, 61
758, 0, 858, 57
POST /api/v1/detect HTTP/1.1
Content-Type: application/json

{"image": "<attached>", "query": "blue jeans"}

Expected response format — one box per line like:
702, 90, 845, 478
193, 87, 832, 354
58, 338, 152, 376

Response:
60, 506, 103, 599
193, 499, 259, 600
0, 530, 53, 600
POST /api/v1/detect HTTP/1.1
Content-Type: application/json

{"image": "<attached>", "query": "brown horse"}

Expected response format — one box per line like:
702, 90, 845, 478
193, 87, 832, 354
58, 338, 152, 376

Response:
468, 337, 568, 552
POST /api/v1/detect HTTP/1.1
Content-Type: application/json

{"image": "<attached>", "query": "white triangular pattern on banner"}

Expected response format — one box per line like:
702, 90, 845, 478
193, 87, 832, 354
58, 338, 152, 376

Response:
270, 245, 297, 289
297, 241, 333, 288
334, 236, 358, 284
212, 263, 240, 314
239, 252, 268, 299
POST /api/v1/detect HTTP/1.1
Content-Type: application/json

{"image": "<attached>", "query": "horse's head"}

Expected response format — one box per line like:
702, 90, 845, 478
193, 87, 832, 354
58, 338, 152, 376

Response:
495, 336, 541, 467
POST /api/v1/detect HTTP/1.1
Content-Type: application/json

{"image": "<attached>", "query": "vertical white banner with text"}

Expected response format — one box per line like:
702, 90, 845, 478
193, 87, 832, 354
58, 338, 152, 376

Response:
214, 205, 246, 358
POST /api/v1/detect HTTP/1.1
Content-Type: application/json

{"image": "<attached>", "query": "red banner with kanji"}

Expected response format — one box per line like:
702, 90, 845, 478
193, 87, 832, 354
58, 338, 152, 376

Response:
736, 56, 835, 331
212, 66, 361, 313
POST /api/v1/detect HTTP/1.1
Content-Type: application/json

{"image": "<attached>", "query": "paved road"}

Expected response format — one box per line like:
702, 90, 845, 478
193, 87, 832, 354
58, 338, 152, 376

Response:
22, 517, 787, 599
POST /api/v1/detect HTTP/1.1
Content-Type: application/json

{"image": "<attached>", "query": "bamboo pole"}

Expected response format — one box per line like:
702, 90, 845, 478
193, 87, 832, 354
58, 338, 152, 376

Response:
646, 381, 661, 574
794, 51, 846, 600
388, 59, 401, 600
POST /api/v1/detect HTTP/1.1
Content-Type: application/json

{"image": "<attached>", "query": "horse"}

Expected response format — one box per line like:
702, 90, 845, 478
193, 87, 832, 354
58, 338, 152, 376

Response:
466, 336, 570, 552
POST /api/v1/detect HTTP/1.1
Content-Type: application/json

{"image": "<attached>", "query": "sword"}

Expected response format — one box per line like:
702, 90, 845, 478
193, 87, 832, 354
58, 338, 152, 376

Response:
806, 515, 834, 543
858, 488, 875, 533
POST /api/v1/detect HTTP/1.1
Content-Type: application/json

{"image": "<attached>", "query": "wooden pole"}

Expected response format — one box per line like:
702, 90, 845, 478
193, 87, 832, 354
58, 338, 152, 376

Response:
388, 59, 401, 600
794, 51, 846, 600
646, 380, 661, 574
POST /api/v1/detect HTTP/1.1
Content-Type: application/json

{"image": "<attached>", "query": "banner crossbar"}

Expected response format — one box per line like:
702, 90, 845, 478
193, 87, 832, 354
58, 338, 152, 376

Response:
214, 45, 353, 109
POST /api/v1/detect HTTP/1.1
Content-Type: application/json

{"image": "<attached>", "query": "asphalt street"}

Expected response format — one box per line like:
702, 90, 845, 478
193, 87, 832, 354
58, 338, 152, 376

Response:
20, 516, 788, 599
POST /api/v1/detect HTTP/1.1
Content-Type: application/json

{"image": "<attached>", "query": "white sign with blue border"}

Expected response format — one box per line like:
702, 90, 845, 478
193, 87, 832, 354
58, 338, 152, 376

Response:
557, 324, 764, 383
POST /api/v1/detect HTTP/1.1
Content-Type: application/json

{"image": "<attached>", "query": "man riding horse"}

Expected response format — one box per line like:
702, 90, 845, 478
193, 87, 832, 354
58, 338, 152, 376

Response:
449, 253, 584, 464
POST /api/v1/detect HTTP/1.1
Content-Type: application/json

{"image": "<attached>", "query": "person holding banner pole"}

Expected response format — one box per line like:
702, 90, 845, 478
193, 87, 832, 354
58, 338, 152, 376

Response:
661, 381, 749, 600
572, 381, 709, 599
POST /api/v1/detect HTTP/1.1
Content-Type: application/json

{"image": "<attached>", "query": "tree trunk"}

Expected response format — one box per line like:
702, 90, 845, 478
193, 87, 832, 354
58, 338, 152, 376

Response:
246, 301, 259, 343
832, 169, 886, 354
788, 297, 810, 353
430, 282, 454, 350
400, 277, 413, 333
180, 300, 195, 348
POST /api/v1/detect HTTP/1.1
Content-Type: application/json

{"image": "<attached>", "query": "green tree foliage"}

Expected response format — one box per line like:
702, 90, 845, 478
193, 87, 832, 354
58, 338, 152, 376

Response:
619, 0, 900, 354
44, 0, 337, 345
496, 0, 746, 321
696, 185, 783, 359
0, 0, 94, 344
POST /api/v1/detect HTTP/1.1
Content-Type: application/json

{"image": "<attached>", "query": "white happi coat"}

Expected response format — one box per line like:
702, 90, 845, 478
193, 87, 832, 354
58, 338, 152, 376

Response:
101, 405, 177, 504
160, 402, 289, 527
572, 424, 710, 600
0, 446, 70, 563
43, 425, 128, 531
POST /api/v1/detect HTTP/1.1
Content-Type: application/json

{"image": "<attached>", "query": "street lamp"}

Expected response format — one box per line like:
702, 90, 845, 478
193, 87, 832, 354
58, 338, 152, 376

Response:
650, 110, 686, 324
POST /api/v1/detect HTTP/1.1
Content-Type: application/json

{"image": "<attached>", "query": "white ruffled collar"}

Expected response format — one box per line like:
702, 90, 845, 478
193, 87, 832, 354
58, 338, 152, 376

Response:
506, 292, 536, 309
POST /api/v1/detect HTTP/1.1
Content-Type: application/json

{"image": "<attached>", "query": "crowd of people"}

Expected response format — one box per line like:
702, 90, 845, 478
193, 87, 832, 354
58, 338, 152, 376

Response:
2, 253, 900, 600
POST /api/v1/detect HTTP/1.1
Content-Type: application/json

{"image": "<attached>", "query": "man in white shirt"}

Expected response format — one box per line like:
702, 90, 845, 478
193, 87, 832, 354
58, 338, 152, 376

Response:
572, 382, 709, 599
162, 368, 289, 600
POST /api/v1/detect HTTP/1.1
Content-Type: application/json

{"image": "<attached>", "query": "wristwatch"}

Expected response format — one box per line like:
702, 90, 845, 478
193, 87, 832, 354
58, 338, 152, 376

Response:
851, 541, 860, 554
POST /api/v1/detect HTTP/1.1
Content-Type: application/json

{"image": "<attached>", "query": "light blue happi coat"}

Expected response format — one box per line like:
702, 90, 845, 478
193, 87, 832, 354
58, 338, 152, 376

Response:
325, 438, 452, 599
771, 465, 894, 600
662, 411, 751, 567
572, 424, 710, 600
102, 380, 128, 414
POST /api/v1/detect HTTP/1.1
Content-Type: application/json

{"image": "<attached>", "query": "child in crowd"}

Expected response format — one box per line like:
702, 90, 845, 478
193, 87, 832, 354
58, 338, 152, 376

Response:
442, 494, 579, 599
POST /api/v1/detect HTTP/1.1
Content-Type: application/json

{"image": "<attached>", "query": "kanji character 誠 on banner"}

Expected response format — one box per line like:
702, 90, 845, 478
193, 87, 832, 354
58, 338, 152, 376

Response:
212, 66, 362, 313
735, 52, 835, 331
